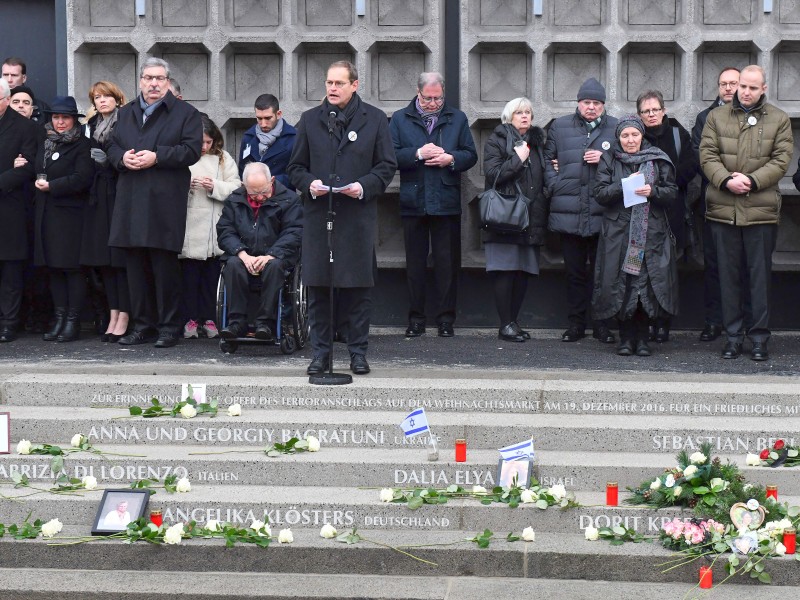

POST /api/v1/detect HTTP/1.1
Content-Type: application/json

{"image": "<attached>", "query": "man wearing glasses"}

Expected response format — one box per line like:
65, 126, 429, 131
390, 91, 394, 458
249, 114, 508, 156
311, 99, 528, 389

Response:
238, 93, 296, 190
390, 72, 477, 339
108, 57, 202, 348
216, 162, 301, 340
288, 60, 396, 375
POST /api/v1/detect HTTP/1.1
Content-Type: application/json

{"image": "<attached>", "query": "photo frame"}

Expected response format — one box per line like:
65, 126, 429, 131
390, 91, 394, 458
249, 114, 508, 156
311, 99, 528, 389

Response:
0, 412, 9, 454
91, 489, 150, 535
729, 502, 765, 531
496, 458, 533, 489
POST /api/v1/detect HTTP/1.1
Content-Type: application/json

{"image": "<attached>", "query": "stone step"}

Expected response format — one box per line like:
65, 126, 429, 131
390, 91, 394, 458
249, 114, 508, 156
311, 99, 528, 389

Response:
3, 372, 799, 418
4, 405, 798, 453
0, 569, 796, 599
2, 447, 797, 492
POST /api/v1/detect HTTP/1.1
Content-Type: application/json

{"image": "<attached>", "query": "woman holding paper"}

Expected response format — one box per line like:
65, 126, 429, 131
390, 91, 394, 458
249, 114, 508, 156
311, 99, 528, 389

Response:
592, 115, 678, 357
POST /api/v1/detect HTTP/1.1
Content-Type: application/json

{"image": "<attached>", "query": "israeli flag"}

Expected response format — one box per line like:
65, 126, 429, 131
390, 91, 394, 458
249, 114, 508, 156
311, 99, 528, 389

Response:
498, 438, 534, 462
400, 408, 430, 438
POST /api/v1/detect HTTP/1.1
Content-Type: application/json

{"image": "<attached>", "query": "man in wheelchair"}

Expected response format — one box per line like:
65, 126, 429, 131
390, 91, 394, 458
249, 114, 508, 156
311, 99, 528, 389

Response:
216, 162, 302, 341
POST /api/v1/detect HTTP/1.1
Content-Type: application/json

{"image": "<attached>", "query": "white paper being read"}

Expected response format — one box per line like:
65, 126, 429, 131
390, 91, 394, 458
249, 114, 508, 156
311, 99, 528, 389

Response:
622, 171, 647, 208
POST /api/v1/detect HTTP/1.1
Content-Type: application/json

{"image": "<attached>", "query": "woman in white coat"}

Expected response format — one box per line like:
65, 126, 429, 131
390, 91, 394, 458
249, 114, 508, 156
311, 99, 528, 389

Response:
180, 115, 241, 338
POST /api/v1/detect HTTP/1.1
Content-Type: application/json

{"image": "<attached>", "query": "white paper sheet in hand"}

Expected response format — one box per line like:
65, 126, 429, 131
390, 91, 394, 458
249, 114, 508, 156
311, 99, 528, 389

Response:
622, 171, 646, 208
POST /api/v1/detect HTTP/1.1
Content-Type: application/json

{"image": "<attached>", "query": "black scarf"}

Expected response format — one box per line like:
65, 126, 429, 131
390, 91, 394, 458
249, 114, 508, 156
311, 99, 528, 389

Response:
324, 94, 361, 140
43, 122, 82, 167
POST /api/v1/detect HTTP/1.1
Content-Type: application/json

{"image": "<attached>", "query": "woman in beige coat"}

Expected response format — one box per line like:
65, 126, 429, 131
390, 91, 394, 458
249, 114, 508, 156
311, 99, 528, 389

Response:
180, 115, 241, 338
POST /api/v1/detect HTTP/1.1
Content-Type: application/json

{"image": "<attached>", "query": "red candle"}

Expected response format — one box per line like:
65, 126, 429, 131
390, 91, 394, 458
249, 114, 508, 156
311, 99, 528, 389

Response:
766, 485, 778, 500
455, 439, 466, 462
150, 510, 163, 527
784, 528, 796, 555
606, 482, 618, 506
699, 566, 712, 589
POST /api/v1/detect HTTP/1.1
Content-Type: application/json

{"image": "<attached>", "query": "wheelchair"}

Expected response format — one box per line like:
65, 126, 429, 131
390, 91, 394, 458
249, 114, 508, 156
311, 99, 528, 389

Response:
215, 260, 309, 355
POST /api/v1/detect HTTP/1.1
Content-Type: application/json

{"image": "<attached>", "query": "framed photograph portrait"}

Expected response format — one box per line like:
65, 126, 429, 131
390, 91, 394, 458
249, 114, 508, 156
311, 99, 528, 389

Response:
496, 458, 533, 489
0, 413, 9, 454
91, 489, 150, 535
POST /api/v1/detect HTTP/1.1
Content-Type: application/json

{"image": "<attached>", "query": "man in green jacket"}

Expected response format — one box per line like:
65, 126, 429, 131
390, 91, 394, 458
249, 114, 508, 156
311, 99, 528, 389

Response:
700, 65, 793, 361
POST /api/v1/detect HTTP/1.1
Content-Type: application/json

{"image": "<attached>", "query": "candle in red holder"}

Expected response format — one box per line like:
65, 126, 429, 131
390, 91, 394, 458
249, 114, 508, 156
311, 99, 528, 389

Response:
784, 528, 797, 554
766, 485, 778, 500
606, 481, 618, 506
150, 510, 163, 527
455, 439, 466, 462
699, 566, 712, 589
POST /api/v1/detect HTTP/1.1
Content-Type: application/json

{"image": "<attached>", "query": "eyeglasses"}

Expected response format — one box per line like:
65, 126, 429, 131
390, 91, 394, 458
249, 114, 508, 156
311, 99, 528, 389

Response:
247, 188, 272, 199
419, 94, 444, 105
639, 108, 663, 116
325, 80, 351, 89
141, 75, 167, 83
719, 81, 739, 88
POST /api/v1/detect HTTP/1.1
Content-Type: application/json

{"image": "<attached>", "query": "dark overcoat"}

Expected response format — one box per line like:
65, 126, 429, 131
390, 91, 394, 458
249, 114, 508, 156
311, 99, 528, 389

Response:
238, 121, 297, 190
287, 96, 397, 287
0, 108, 38, 261
33, 133, 94, 268
107, 92, 202, 253
591, 142, 679, 320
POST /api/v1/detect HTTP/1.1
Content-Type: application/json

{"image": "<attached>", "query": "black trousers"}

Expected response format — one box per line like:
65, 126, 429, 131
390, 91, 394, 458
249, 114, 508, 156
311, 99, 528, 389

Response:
402, 214, 460, 326
709, 221, 776, 344
100, 266, 130, 313
222, 258, 285, 326
0, 260, 24, 329
560, 233, 599, 329
308, 285, 370, 357
181, 257, 221, 324
126, 247, 182, 336
702, 211, 752, 328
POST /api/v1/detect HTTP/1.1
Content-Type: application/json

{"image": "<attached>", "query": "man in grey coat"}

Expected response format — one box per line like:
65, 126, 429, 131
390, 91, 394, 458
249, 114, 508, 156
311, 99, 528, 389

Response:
544, 78, 618, 344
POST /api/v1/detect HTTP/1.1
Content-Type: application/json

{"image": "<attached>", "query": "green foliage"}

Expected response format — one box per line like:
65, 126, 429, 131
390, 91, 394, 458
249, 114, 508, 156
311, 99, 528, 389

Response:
387, 482, 579, 511
467, 529, 494, 548
264, 437, 311, 457
129, 389, 218, 419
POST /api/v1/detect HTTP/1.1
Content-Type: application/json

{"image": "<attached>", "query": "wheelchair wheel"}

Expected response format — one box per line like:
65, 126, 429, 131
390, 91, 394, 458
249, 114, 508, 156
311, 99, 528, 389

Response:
215, 270, 227, 331
291, 263, 309, 349
280, 335, 296, 355
220, 340, 238, 354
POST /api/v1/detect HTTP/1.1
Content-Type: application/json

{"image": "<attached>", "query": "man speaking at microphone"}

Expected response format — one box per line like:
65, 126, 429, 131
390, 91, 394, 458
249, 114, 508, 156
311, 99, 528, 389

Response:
288, 60, 396, 376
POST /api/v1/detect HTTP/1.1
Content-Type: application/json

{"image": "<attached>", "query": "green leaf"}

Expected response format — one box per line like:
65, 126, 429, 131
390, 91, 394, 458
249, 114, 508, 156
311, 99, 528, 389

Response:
336, 529, 361, 545
758, 571, 772, 584
703, 495, 717, 506
693, 486, 710, 494
535, 499, 549, 510
788, 505, 800, 518
407, 496, 424, 510
129, 406, 143, 415
612, 526, 626, 536
446, 484, 459, 493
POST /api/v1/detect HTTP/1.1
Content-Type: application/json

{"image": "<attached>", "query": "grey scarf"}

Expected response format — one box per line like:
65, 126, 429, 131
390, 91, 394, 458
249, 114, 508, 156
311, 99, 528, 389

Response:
256, 118, 284, 158
139, 94, 164, 124
93, 108, 119, 146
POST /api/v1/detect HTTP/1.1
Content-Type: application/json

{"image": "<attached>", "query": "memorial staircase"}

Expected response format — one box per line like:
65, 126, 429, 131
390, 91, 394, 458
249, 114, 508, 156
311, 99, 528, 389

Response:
1, 334, 800, 599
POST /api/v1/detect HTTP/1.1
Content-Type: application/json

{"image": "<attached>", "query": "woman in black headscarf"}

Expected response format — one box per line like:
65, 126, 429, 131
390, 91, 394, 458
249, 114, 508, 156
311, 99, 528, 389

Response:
592, 115, 678, 357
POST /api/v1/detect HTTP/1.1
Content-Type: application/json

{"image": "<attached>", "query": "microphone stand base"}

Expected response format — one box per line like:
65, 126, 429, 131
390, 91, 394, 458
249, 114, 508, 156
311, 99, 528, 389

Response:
309, 372, 353, 386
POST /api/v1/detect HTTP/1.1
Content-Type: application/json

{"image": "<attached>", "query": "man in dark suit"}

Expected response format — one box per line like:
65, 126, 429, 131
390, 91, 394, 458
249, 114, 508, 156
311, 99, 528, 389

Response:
238, 93, 296, 190
107, 57, 202, 348
0, 78, 38, 342
288, 60, 397, 375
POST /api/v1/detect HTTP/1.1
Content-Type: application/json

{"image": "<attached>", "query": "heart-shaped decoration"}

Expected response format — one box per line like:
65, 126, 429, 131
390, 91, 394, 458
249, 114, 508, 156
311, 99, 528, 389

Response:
730, 502, 765, 530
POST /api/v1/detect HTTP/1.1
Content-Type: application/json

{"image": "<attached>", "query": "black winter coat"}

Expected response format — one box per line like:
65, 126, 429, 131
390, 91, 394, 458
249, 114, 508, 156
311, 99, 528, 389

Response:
107, 92, 202, 252
0, 108, 39, 261
216, 182, 302, 268
389, 99, 477, 216
543, 110, 618, 237
288, 95, 397, 287
591, 142, 679, 320
34, 133, 94, 268
481, 124, 549, 246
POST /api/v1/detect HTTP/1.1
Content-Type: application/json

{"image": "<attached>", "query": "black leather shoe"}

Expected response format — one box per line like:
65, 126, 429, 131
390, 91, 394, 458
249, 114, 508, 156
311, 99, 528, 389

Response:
220, 322, 246, 340
635, 339, 652, 356
307, 355, 330, 375
43, 307, 67, 341
333, 331, 348, 344
593, 325, 616, 344
647, 324, 656, 342
106, 333, 124, 343
617, 339, 634, 356
0, 327, 16, 343
499, 323, 525, 342
562, 326, 585, 342
654, 327, 669, 343
751, 341, 769, 361
56, 309, 81, 342
721, 341, 742, 359
405, 322, 426, 338
254, 324, 274, 341
154, 333, 178, 348
699, 324, 723, 342
437, 323, 454, 337
119, 329, 158, 345
512, 322, 531, 340
350, 354, 371, 375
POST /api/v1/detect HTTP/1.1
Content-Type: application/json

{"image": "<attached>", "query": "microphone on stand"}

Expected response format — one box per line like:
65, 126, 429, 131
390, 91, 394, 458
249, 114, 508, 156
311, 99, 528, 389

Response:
328, 111, 337, 134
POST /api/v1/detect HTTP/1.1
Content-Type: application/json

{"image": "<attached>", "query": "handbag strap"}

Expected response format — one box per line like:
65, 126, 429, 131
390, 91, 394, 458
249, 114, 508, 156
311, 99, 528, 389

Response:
491, 155, 524, 198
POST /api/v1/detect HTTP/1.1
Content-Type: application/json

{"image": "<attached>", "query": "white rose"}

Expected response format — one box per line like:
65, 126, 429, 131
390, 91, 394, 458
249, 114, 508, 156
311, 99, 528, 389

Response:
179, 404, 197, 419
673, 485, 682, 497
278, 528, 294, 543
16, 439, 32, 455
175, 477, 191, 493
306, 435, 320, 452
163, 523, 183, 545
227, 403, 242, 417
683, 465, 698, 478
745, 453, 762, 466
379, 488, 395, 503
71, 433, 84, 448
710, 477, 727, 490
549, 484, 566, 501
664, 474, 675, 488
520, 489, 536, 503
472, 485, 488, 495
205, 519, 221, 532
650, 478, 662, 490
320, 524, 337, 539
689, 452, 707, 465
585, 526, 600, 541
775, 542, 787, 556
41, 518, 63, 538
81, 475, 98, 490
250, 520, 271, 536
521, 526, 536, 542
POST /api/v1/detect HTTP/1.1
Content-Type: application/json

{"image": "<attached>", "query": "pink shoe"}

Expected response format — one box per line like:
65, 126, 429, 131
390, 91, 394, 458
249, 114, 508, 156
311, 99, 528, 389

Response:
183, 320, 199, 339
202, 320, 219, 338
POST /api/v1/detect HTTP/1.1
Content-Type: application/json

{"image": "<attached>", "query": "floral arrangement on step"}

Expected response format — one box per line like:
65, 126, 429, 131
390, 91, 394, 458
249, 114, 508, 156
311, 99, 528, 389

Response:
746, 439, 800, 468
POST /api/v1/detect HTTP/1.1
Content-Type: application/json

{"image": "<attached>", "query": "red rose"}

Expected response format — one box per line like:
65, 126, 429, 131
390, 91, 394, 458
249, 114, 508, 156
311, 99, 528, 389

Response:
760, 448, 770, 460
775, 440, 786, 450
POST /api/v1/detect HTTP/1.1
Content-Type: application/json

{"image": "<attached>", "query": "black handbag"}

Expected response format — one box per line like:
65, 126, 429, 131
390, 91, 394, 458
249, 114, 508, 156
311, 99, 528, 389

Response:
478, 159, 530, 233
